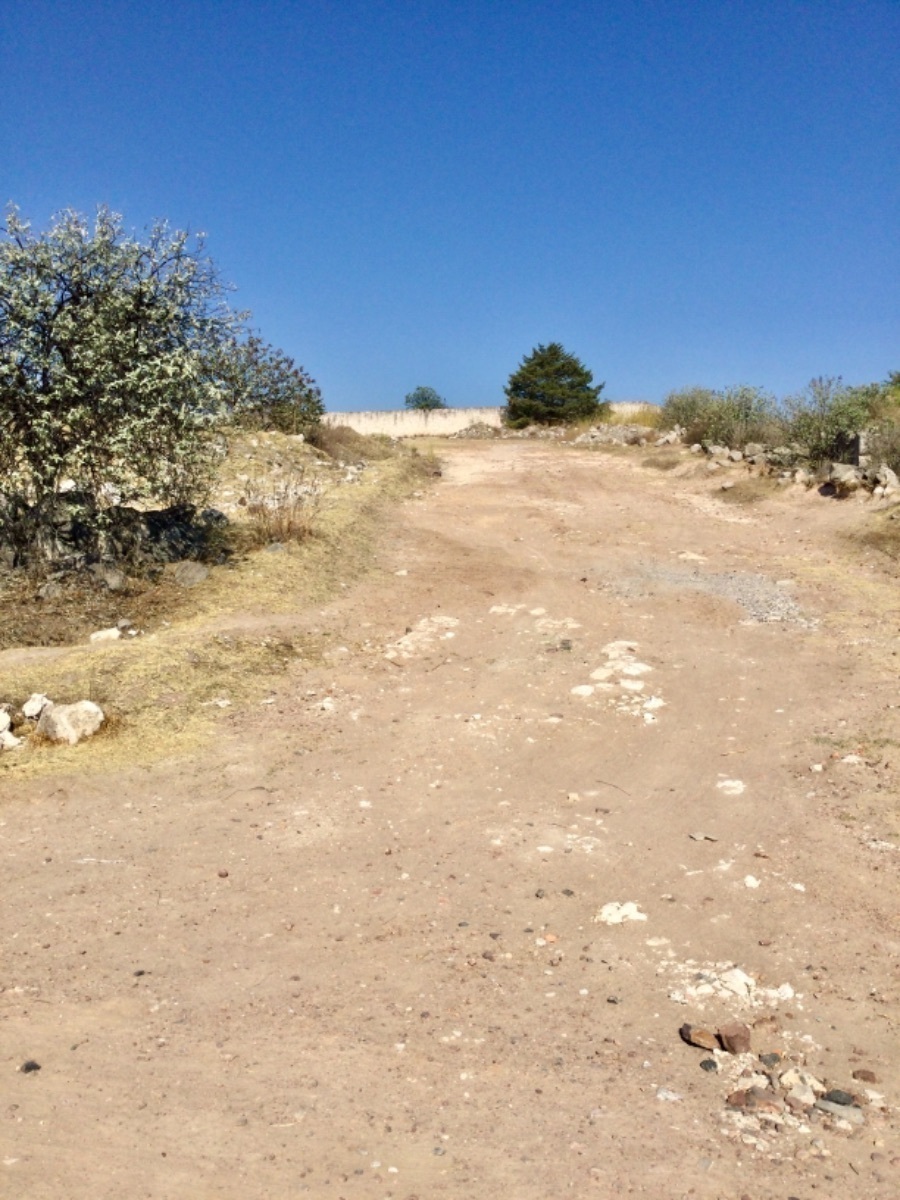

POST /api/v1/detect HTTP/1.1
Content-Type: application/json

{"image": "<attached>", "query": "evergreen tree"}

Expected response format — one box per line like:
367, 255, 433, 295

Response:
504, 342, 606, 428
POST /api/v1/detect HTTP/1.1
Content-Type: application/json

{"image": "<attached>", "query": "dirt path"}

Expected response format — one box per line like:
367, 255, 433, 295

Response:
2, 441, 899, 1199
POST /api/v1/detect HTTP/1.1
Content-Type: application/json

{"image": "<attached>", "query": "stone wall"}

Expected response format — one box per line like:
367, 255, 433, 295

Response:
323, 403, 652, 437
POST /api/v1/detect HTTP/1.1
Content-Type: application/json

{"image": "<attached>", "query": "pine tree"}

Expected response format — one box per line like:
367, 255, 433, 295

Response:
504, 343, 606, 428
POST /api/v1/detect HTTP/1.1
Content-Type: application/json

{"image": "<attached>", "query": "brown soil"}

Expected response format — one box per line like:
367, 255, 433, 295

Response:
2, 441, 899, 1199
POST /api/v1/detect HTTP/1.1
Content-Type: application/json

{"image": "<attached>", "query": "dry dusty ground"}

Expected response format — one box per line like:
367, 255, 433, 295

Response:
2, 440, 899, 1199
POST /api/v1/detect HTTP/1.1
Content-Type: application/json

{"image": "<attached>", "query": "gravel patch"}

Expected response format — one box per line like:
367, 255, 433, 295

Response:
597, 564, 817, 627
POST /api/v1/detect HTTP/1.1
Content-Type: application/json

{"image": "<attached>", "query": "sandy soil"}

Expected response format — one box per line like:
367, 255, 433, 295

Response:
2, 440, 899, 1199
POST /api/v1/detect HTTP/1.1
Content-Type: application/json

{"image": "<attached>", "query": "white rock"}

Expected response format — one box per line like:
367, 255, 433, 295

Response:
716, 779, 745, 796
718, 967, 756, 999
22, 693, 50, 719
594, 901, 647, 925
37, 701, 105, 745
0, 729, 23, 750
89, 627, 122, 643
0, 709, 10, 733
780, 1067, 825, 1095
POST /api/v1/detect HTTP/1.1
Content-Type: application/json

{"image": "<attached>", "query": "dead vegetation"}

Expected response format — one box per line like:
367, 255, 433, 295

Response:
0, 427, 438, 777
718, 475, 782, 505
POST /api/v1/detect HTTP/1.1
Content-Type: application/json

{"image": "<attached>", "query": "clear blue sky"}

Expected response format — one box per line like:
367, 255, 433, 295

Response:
3, 1, 898, 411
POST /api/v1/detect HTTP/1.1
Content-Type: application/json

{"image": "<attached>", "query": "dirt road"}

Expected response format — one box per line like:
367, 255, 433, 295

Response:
2, 441, 899, 1198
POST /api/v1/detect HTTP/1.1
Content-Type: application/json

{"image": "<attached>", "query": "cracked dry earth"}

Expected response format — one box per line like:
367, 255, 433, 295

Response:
3, 440, 900, 1200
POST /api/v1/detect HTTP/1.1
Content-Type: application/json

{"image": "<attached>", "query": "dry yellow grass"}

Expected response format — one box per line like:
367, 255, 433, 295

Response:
0, 434, 437, 780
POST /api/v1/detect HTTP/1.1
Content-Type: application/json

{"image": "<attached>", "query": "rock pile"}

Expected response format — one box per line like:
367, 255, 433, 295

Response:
686, 438, 900, 498
678, 1018, 885, 1140
0, 693, 105, 750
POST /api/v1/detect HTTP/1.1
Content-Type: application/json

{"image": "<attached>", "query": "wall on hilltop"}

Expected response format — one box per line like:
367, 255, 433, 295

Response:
323, 404, 651, 437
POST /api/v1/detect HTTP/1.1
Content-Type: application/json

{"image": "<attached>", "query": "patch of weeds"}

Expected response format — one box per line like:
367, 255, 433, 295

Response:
641, 451, 681, 471
718, 477, 779, 505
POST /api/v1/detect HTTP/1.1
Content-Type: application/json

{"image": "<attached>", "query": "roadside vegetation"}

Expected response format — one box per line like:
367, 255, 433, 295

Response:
659, 373, 900, 470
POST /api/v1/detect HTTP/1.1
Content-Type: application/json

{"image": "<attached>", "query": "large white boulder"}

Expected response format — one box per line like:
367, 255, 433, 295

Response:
37, 701, 105, 745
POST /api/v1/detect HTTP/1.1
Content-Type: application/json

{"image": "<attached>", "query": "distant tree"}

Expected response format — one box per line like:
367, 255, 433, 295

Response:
0, 205, 239, 513
215, 333, 324, 433
404, 385, 448, 411
504, 342, 606, 428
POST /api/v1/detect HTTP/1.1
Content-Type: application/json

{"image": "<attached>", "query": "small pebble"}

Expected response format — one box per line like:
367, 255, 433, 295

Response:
19, 1061, 41, 1073
218, 869, 229, 878
700, 1058, 718, 1073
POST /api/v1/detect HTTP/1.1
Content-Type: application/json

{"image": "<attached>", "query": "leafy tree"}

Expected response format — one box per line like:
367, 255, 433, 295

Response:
215, 333, 323, 433
504, 342, 606, 427
0, 205, 240, 513
404, 385, 447, 411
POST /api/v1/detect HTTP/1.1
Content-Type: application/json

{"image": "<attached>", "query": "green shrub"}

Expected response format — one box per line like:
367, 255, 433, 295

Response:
785, 377, 878, 464
661, 385, 782, 448
659, 387, 718, 434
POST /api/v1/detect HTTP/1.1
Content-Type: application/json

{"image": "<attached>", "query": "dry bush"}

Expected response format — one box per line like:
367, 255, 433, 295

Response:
237, 471, 323, 549
605, 405, 661, 429
306, 423, 396, 461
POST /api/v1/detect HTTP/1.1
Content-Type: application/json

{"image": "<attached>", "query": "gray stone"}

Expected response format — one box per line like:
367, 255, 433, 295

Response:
815, 1099, 865, 1125
727, 449, 744, 462
830, 463, 861, 492
875, 463, 900, 489
89, 562, 126, 591
37, 701, 105, 745
38, 579, 63, 600
173, 560, 209, 588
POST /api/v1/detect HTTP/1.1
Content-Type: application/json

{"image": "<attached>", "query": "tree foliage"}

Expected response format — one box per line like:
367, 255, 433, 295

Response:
504, 342, 606, 428
0, 206, 240, 510
404, 385, 447, 411
215, 333, 324, 433
784, 376, 879, 464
